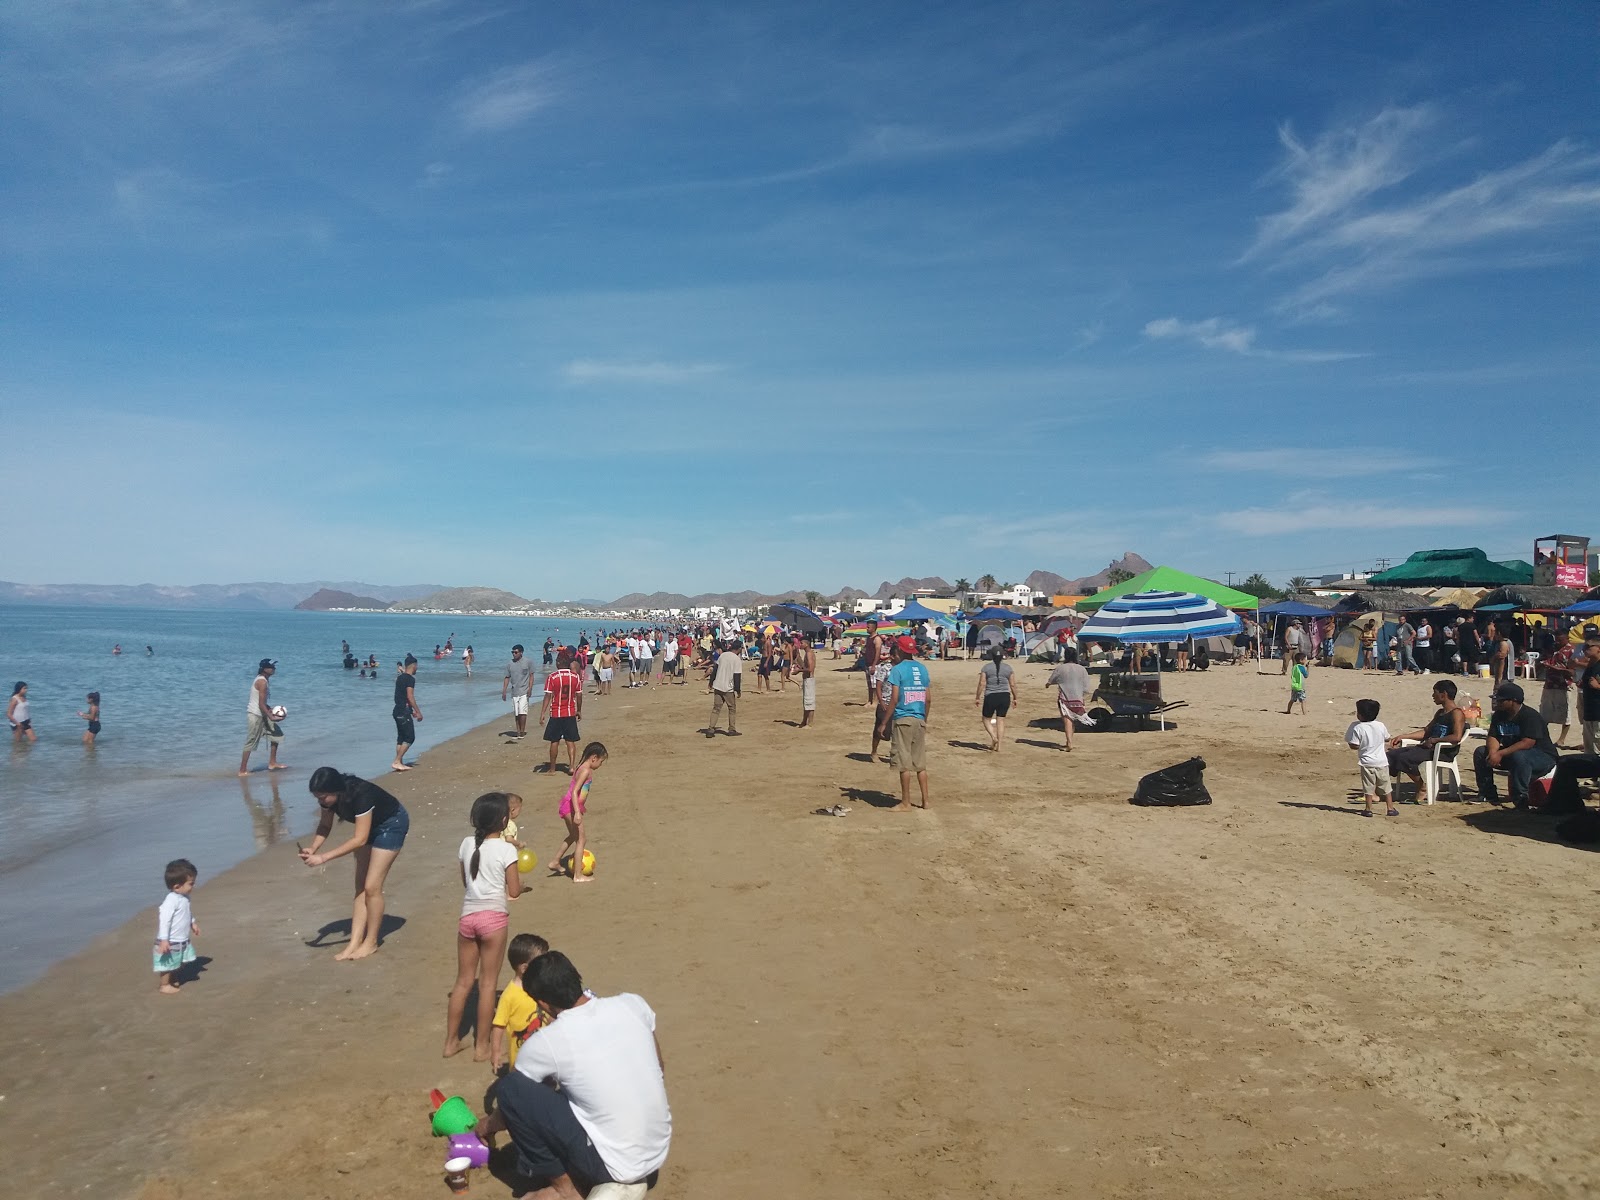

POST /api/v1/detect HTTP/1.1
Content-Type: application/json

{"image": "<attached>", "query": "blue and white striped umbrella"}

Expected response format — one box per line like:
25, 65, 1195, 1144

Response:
1076, 590, 1242, 643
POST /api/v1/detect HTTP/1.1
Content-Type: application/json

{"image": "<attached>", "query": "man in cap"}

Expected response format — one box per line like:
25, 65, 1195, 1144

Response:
238, 658, 286, 776
705, 639, 743, 737
393, 654, 422, 771
878, 636, 933, 810
1472, 681, 1558, 809
502, 643, 534, 738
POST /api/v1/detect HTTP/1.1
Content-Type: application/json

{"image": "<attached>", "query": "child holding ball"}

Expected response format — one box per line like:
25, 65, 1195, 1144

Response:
550, 742, 607, 884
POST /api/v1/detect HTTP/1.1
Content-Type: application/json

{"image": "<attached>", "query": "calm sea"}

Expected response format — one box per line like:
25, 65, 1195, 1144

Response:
0, 605, 604, 993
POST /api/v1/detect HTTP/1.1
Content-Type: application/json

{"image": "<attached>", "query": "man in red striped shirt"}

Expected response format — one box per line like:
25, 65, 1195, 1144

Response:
538, 649, 585, 774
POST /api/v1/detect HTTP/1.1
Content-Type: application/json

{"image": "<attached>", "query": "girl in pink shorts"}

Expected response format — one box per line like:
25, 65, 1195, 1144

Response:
550, 742, 607, 884
445, 792, 523, 1060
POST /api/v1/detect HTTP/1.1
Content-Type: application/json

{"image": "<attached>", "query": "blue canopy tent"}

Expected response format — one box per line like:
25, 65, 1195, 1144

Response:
965, 606, 1026, 622
1257, 599, 1338, 667
885, 599, 949, 622
1559, 599, 1600, 616
1259, 600, 1334, 618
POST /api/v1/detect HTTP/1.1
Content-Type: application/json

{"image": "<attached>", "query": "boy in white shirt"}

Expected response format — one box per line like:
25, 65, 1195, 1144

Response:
1346, 698, 1398, 818
154, 858, 201, 994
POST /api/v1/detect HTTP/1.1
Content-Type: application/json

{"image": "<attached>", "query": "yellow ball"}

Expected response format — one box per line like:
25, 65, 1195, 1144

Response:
517, 848, 538, 874
561, 850, 596, 876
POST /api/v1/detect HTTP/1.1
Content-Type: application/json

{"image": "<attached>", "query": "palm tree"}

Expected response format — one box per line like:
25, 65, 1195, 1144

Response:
1106, 567, 1134, 586
977, 573, 997, 593
1287, 576, 1311, 591
804, 589, 822, 610
1239, 572, 1282, 601
953, 578, 971, 595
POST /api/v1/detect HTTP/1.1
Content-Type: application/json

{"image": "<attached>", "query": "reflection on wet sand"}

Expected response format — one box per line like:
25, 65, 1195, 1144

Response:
239, 774, 289, 849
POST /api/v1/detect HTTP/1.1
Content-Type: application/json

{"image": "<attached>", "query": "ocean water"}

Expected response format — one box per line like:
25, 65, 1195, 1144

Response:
0, 606, 602, 993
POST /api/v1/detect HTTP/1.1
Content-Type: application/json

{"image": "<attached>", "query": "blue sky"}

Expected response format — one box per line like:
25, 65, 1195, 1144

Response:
2, 1, 1595, 601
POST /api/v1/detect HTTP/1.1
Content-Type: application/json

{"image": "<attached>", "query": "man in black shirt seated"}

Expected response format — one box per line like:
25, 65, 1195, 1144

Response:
1473, 682, 1558, 809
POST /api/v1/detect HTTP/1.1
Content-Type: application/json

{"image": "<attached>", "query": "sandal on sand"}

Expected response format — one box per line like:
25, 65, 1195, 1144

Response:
1386, 807, 1400, 817
812, 804, 849, 817
1361, 810, 1374, 818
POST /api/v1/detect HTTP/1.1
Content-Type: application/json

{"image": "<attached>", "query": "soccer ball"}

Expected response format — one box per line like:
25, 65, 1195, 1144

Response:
269, 705, 288, 721
560, 850, 596, 877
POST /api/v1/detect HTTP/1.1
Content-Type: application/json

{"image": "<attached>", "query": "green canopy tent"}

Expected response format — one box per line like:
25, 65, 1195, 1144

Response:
1367, 548, 1529, 589
1075, 566, 1260, 612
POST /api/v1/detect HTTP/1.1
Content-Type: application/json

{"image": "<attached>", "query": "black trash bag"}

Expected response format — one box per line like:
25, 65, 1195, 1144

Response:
1130, 756, 1212, 807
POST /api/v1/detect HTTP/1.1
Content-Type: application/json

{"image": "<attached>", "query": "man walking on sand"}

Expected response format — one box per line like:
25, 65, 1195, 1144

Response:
392, 654, 422, 771
706, 639, 742, 737
503, 644, 535, 738
538, 649, 584, 774
797, 634, 817, 727
862, 619, 884, 703
878, 636, 932, 810
238, 658, 286, 776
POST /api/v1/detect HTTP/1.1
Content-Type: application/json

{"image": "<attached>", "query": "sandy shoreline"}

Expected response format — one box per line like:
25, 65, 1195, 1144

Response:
1, 655, 1595, 1198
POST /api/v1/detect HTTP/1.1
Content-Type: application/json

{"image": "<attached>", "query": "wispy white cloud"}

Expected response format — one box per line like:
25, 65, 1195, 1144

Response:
1245, 105, 1435, 258
1143, 316, 1362, 362
455, 60, 560, 132
561, 359, 728, 385
1201, 449, 1433, 478
1245, 106, 1600, 311
1215, 502, 1496, 537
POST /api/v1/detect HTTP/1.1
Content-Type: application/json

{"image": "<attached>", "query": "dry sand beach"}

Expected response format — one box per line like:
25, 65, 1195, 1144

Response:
2, 655, 1595, 1199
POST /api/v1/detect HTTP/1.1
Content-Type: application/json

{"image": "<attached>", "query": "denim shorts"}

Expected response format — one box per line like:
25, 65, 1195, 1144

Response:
370, 806, 410, 852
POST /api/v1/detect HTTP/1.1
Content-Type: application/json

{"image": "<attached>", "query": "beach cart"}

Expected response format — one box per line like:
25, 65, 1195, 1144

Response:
1088, 671, 1189, 730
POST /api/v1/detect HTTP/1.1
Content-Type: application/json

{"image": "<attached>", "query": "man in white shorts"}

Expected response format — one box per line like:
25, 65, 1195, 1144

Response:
797, 635, 817, 727
503, 644, 535, 738
634, 636, 654, 688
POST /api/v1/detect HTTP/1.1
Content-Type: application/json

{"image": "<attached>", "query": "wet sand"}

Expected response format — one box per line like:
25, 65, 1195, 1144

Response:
1, 654, 1595, 1199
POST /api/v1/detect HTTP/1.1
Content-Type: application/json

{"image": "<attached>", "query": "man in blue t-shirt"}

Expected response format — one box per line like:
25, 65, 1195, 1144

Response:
878, 636, 933, 810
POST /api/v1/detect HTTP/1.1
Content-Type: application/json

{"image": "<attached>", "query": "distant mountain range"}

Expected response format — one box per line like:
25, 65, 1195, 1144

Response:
0, 580, 444, 610
388, 587, 538, 613
1, 554, 1156, 614
603, 554, 1154, 610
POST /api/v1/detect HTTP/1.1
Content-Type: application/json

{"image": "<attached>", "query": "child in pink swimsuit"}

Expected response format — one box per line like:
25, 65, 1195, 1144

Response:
550, 741, 607, 884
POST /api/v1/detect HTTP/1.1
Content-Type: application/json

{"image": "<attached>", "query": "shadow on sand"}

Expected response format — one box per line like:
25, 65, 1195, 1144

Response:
304, 914, 407, 949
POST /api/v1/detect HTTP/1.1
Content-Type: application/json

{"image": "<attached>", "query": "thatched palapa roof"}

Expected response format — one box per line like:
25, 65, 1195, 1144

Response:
1332, 588, 1436, 614
1475, 585, 1591, 612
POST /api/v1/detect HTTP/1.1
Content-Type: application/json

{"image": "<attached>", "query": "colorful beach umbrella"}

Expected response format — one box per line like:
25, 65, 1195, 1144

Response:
1076, 590, 1242, 644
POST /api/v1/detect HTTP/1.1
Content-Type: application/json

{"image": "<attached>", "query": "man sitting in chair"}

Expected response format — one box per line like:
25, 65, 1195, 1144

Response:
1472, 682, 1559, 809
1385, 678, 1467, 801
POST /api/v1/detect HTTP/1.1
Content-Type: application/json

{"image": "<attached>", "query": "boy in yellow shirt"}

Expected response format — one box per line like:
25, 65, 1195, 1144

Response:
481, 933, 547, 1145
491, 932, 547, 1071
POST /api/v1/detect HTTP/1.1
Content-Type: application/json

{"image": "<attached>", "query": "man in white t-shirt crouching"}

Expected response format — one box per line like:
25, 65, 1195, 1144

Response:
497, 951, 671, 1198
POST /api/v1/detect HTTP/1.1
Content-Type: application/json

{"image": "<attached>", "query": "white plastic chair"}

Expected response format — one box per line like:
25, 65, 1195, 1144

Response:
1518, 653, 1540, 679
1418, 741, 1463, 805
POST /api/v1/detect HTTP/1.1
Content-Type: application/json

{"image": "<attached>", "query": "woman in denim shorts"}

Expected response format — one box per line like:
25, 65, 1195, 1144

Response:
301, 766, 410, 961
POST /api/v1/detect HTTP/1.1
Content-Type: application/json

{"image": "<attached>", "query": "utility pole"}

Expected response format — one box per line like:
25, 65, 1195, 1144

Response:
1375, 558, 1391, 571
1224, 572, 1236, 586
